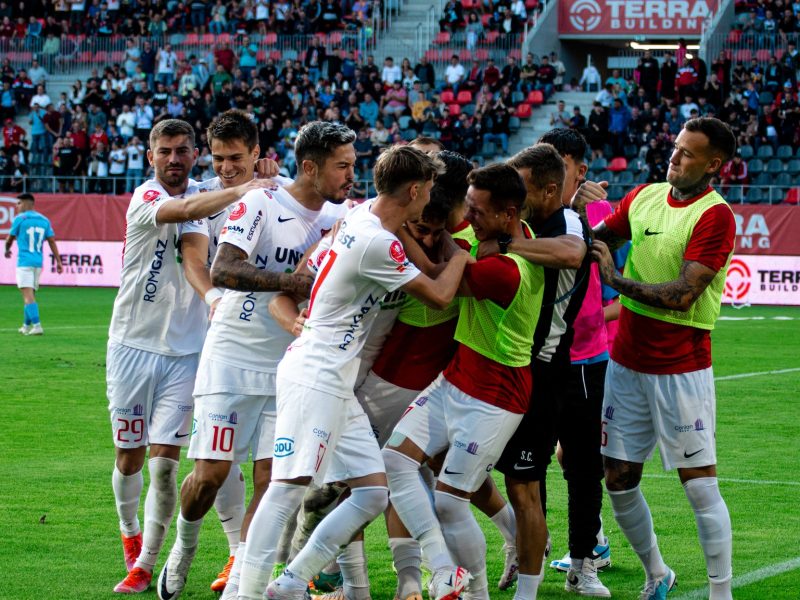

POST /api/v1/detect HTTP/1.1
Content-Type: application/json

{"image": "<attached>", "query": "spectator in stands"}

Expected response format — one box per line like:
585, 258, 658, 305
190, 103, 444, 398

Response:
28, 59, 47, 88
579, 62, 601, 92
535, 55, 556, 98
465, 11, 484, 50
414, 54, 436, 90
55, 135, 79, 192
587, 101, 609, 154
550, 100, 569, 129
498, 6, 522, 34
3, 117, 26, 157
550, 52, 566, 91
439, 54, 464, 93
359, 92, 379, 127
304, 36, 326, 83
1, 81, 14, 122
519, 52, 537, 93
608, 97, 631, 156
720, 149, 748, 192
483, 57, 501, 91
660, 51, 677, 100
5, 152, 27, 192
439, 0, 464, 32
382, 56, 402, 85
571, 105, 586, 130
595, 84, 615, 108
635, 50, 660, 102
125, 135, 144, 191
29, 103, 47, 165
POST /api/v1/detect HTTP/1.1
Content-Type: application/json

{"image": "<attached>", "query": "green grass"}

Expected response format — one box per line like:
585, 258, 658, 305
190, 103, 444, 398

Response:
0, 286, 798, 599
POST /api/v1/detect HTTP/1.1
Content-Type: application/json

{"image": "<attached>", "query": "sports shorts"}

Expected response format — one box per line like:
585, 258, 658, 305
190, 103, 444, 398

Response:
356, 370, 420, 447
601, 359, 717, 471
391, 373, 522, 493
271, 376, 385, 485
16, 266, 42, 290
107, 342, 198, 448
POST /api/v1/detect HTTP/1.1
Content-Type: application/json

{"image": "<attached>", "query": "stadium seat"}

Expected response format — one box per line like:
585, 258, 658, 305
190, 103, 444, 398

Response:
744, 187, 764, 204
461, 0, 476, 8
608, 185, 625, 201
597, 170, 614, 183
777, 145, 793, 160
753, 172, 771, 186
735, 48, 752, 62
756, 145, 774, 159
766, 158, 784, 175
484, 30, 500, 43
739, 144, 754, 159
784, 188, 800, 204
462, 103, 476, 116
511, 90, 525, 104
481, 140, 497, 158
776, 172, 793, 187
440, 90, 455, 104
756, 49, 772, 62
748, 158, 764, 175
401, 129, 416, 142
726, 186, 744, 203
526, 90, 544, 105
398, 115, 412, 130
727, 29, 742, 44
624, 144, 638, 159
481, 14, 492, 26
508, 116, 521, 132
283, 49, 298, 60
787, 159, 800, 175
616, 170, 634, 185
264, 32, 278, 45
456, 90, 473, 105
759, 91, 774, 106
447, 103, 461, 115
459, 49, 472, 62
474, 49, 489, 61
634, 171, 649, 184
270, 50, 282, 61
589, 157, 608, 172
515, 103, 532, 118
434, 32, 450, 45
627, 158, 645, 172
329, 32, 343, 45
608, 157, 627, 172
424, 49, 441, 62
184, 33, 199, 45
256, 50, 266, 62
525, 0, 539, 7
201, 33, 215, 44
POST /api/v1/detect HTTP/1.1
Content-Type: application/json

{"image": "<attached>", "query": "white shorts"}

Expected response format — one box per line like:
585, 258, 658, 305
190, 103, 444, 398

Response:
194, 354, 278, 397
188, 392, 276, 463
391, 374, 523, 493
272, 377, 385, 485
16, 266, 42, 289
107, 342, 199, 448
601, 359, 717, 471
356, 370, 420, 447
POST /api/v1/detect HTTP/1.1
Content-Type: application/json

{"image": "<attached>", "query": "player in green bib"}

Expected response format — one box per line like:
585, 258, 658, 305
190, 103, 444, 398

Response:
589, 117, 737, 600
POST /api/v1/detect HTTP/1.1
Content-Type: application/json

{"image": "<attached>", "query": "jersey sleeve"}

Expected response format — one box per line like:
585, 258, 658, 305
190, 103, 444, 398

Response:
684, 204, 736, 272
9, 215, 22, 237
127, 183, 170, 229
361, 233, 421, 292
217, 190, 269, 258
179, 218, 208, 237
563, 207, 586, 239
463, 255, 521, 309
603, 184, 648, 239
45, 218, 55, 238
307, 233, 334, 274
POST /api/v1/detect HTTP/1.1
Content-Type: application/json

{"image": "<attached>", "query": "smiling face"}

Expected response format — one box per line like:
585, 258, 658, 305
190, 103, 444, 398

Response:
406, 215, 446, 252
464, 186, 509, 241
210, 137, 259, 188
147, 134, 197, 192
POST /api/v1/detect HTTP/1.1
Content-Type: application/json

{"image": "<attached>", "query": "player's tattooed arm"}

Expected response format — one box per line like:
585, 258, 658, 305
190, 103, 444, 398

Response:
592, 221, 629, 252
211, 243, 314, 296
592, 239, 718, 312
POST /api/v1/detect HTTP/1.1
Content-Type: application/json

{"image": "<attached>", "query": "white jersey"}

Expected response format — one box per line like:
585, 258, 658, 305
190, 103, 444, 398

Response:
197, 175, 294, 262
202, 185, 346, 374
108, 179, 208, 356
279, 201, 420, 398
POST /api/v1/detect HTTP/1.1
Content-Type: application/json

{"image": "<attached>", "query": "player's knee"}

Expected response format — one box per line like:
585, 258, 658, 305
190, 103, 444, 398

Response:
349, 486, 389, 519
382, 446, 419, 477
505, 479, 542, 513
303, 482, 345, 513
433, 489, 470, 524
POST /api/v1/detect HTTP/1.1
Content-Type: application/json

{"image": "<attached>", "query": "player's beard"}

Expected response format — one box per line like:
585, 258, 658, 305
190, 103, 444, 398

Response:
316, 177, 353, 204
158, 164, 189, 188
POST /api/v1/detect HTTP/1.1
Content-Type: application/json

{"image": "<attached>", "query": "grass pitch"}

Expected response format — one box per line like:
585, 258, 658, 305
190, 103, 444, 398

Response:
0, 286, 798, 599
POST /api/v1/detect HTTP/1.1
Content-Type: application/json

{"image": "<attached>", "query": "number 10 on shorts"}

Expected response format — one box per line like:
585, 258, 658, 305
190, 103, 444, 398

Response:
212, 425, 234, 453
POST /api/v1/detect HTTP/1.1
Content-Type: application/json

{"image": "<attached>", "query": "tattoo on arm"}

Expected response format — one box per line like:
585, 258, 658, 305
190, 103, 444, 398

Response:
609, 259, 717, 311
593, 222, 628, 252
211, 243, 314, 297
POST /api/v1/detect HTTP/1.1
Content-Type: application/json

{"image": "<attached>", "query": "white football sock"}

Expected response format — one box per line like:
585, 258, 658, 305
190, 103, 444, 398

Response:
276, 503, 300, 564
215, 463, 245, 555
383, 448, 453, 572
513, 572, 543, 600
597, 515, 607, 545
134, 457, 178, 571
683, 477, 733, 600
221, 540, 246, 598
176, 513, 203, 551
288, 486, 388, 582
489, 502, 517, 547
607, 486, 667, 583
112, 466, 143, 536
389, 537, 422, 598
238, 482, 306, 600
435, 490, 488, 600
338, 540, 371, 600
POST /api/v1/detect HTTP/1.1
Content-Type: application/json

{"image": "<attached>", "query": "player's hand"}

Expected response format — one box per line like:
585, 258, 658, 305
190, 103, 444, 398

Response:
590, 239, 617, 284
476, 238, 499, 259
208, 298, 220, 321
570, 180, 608, 219
255, 157, 280, 179
293, 307, 308, 337
235, 177, 279, 198
56, 263, 63, 274
3, 249, 11, 259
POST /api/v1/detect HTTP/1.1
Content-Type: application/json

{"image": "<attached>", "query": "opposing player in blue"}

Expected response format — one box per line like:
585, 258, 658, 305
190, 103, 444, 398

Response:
3, 193, 63, 335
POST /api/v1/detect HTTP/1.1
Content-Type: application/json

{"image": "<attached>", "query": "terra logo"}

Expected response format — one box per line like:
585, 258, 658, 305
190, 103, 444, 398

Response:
569, 0, 602, 31
229, 202, 247, 221
0, 196, 17, 235
724, 258, 751, 302
274, 437, 295, 457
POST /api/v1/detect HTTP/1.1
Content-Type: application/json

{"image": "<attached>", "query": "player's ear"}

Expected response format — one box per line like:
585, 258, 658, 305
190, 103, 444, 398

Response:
146, 148, 154, 166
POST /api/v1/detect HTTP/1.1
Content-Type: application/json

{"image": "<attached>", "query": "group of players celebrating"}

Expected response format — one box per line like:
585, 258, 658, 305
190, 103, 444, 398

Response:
106, 108, 737, 600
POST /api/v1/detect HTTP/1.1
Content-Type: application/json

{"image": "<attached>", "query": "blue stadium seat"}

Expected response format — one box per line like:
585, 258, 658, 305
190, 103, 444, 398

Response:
739, 145, 754, 159
615, 170, 634, 185
726, 186, 744, 203
777, 145, 794, 160
744, 187, 764, 204
627, 158, 645, 172
754, 172, 771, 186
756, 145, 774, 159
481, 140, 496, 158
508, 116, 521, 132
766, 158, 784, 175
776, 172, 793, 187
589, 157, 607, 172
748, 158, 764, 175
398, 115, 412, 130
787, 159, 800, 175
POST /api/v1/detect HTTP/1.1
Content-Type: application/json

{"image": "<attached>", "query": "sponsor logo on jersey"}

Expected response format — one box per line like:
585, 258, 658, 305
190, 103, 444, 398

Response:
229, 411, 238, 425
337, 221, 356, 248
415, 396, 428, 407
454, 439, 479, 454
338, 293, 382, 350
208, 412, 235, 422
229, 202, 247, 221
142, 189, 161, 204
604, 406, 614, 421
221, 224, 245, 236
247, 210, 262, 241
133, 404, 144, 416
314, 443, 327, 472
178, 404, 193, 413
389, 240, 406, 263
274, 437, 295, 457
313, 427, 331, 442
310, 249, 329, 272
694, 418, 704, 431
674, 423, 694, 432
275, 246, 303, 267
239, 291, 257, 321
143, 238, 169, 302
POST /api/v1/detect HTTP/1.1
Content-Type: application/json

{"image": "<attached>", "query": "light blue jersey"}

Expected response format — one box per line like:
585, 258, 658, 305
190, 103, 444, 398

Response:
9, 210, 55, 268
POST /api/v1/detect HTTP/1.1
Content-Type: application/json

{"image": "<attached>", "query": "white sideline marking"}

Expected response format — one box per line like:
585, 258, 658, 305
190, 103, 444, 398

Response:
718, 316, 796, 321
715, 367, 800, 381
641, 474, 800, 487
0, 325, 108, 333
672, 557, 800, 600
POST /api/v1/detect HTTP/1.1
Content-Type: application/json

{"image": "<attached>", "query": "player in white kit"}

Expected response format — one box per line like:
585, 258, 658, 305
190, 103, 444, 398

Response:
236, 146, 473, 600
156, 121, 354, 600
107, 119, 275, 594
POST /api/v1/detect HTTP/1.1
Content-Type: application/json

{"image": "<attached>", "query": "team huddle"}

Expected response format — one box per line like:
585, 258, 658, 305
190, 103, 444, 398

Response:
104, 109, 738, 600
